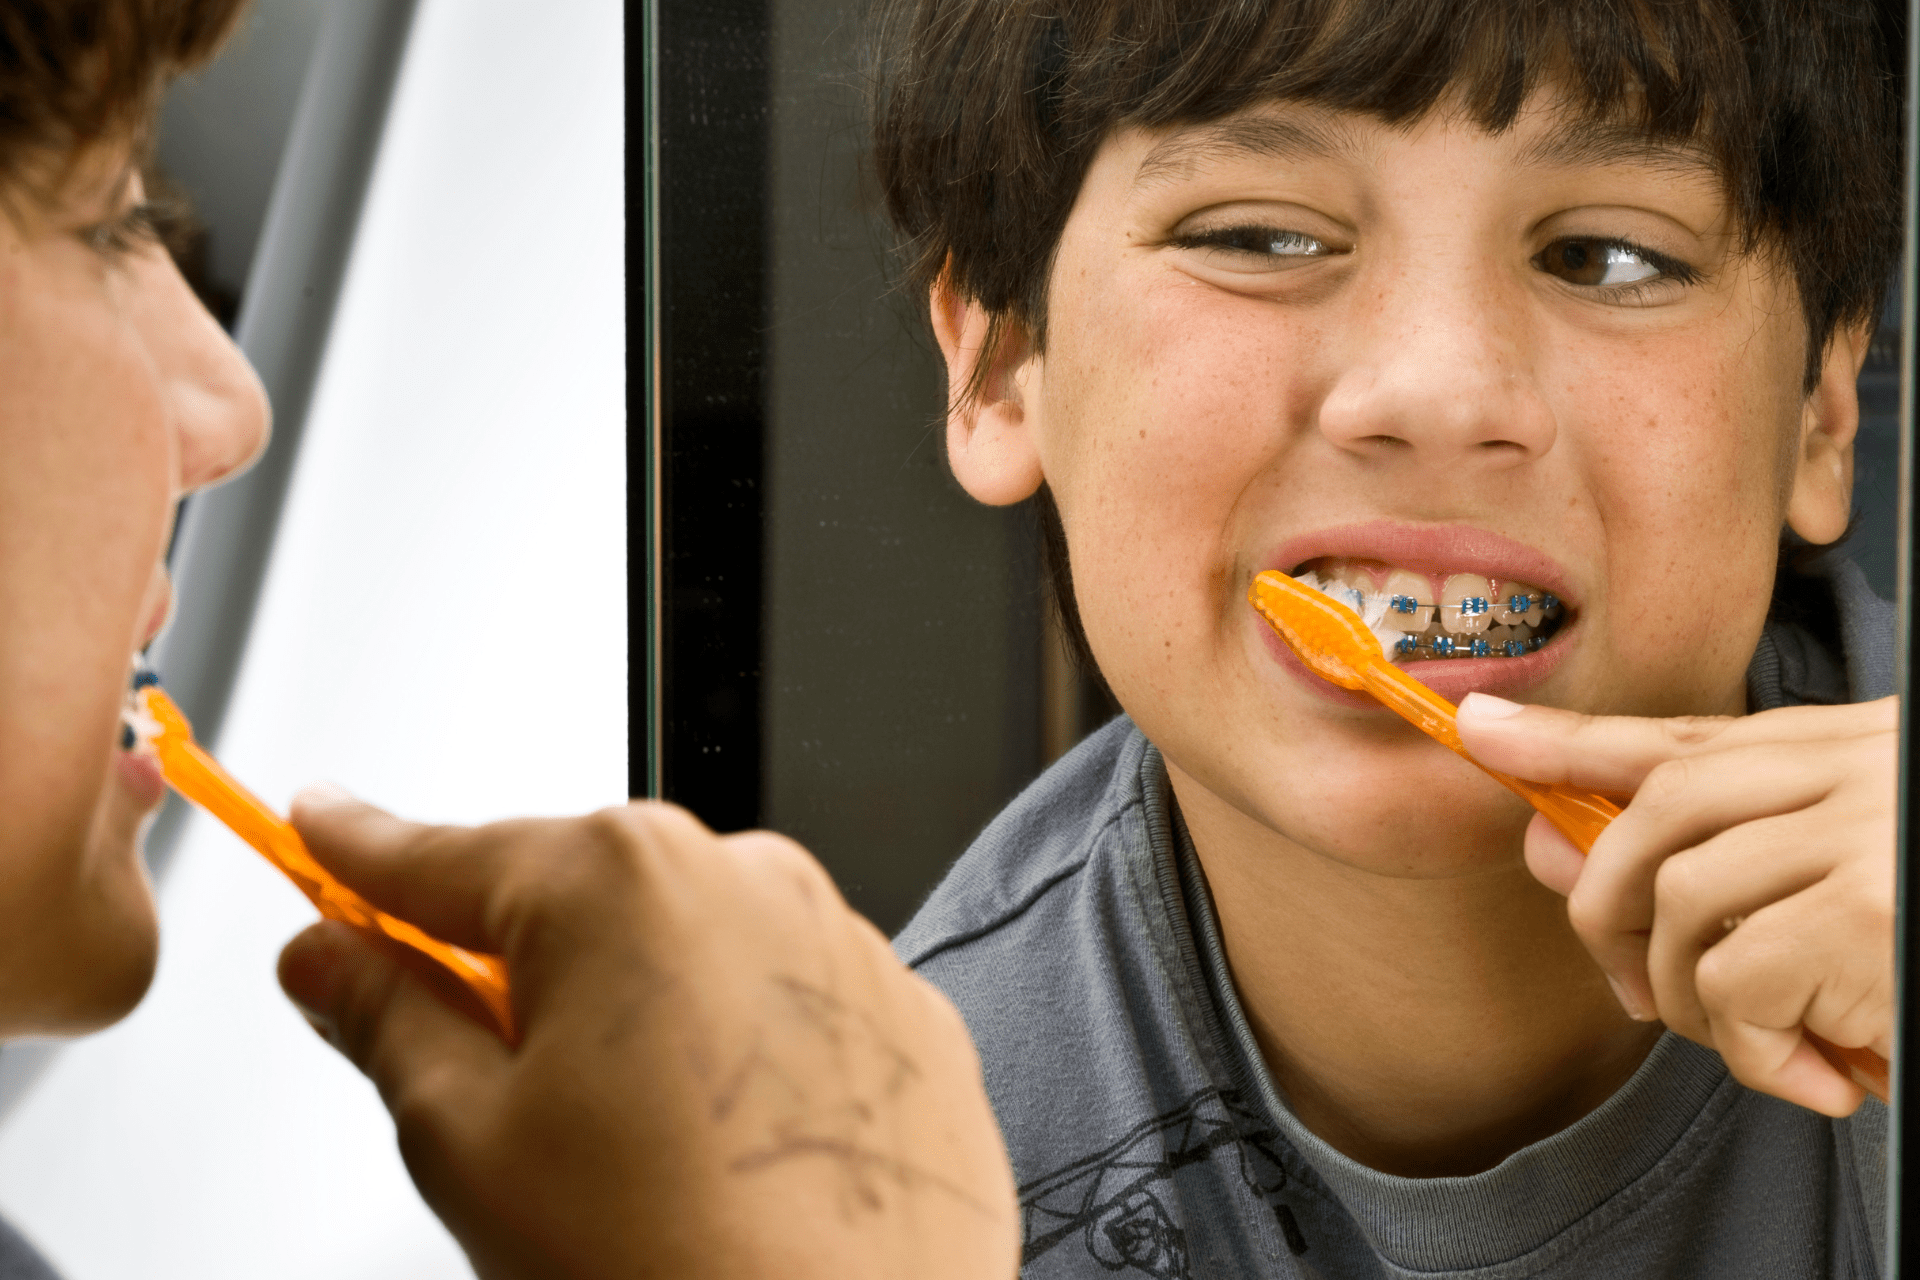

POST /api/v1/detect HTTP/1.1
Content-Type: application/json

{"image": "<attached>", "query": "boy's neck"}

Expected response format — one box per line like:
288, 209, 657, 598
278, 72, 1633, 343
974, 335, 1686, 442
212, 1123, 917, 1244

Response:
1169, 760, 1662, 1179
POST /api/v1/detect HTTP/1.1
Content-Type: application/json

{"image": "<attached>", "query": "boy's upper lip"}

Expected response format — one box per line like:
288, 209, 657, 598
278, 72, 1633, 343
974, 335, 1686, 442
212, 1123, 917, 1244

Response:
1264, 521, 1576, 604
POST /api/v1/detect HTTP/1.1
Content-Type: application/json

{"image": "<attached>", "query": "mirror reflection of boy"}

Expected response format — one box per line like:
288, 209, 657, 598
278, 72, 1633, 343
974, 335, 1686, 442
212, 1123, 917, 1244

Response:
875, 0, 1902, 1272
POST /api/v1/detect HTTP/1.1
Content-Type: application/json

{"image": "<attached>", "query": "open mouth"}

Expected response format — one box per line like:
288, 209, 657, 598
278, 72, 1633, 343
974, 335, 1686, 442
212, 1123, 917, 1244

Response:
1290, 557, 1571, 662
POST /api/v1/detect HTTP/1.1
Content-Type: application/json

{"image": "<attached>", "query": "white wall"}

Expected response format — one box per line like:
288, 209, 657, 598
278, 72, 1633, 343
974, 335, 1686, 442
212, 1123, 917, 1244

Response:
0, 1, 626, 1275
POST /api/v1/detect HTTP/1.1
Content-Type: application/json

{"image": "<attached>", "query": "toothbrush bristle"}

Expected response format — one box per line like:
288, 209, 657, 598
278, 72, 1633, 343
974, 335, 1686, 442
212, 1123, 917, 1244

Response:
1249, 571, 1380, 689
119, 659, 168, 752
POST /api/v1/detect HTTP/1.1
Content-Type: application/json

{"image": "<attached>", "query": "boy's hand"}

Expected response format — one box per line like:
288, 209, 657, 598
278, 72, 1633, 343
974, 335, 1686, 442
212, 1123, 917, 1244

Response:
278, 791, 1018, 1280
1456, 694, 1896, 1117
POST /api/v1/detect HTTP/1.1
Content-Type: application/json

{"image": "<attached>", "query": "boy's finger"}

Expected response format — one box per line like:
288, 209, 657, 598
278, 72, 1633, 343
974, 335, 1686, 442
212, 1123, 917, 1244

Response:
1694, 911, 1879, 1116
1456, 695, 1886, 793
1522, 812, 1584, 897
1715, 1026, 1865, 1117
1572, 746, 1840, 964
1456, 696, 1736, 792
279, 920, 508, 1137
1640, 814, 1836, 1042
289, 786, 511, 949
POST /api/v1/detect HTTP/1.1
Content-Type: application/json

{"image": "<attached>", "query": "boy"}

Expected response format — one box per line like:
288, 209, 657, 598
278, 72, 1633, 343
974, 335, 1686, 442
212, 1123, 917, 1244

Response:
876, 0, 1901, 1275
0, 3, 1015, 1276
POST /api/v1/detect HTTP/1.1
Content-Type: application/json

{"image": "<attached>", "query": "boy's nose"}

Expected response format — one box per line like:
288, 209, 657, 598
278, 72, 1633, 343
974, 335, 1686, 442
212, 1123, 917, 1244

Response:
1315, 274, 1555, 468
129, 247, 271, 495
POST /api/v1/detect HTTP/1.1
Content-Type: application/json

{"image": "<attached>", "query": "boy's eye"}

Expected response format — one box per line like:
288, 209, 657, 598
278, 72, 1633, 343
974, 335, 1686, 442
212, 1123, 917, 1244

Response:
81, 201, 167, 260
1534, 238, 1689, 291
1170, 224, 1337, 267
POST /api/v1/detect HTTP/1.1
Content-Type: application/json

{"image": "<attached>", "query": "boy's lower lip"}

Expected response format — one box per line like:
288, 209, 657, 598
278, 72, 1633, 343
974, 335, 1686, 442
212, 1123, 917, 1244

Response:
115, 749, 166, 810
1257, 617, 1571, 708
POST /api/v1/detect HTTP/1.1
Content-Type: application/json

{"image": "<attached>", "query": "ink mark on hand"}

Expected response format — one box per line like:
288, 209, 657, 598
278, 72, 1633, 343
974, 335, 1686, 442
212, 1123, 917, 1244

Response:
712, 970, 986, 1219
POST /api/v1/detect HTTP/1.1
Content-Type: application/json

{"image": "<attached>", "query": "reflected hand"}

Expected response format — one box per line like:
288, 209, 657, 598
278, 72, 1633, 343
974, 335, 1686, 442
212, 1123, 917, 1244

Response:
1457, 694, 1896, 1117
279, 792, 1018, 1280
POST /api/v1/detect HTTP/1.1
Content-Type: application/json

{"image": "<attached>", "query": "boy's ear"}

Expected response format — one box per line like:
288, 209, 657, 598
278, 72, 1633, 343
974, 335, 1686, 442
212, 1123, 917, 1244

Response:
930, 271, 1045, 507
1784, 323, 1866, 546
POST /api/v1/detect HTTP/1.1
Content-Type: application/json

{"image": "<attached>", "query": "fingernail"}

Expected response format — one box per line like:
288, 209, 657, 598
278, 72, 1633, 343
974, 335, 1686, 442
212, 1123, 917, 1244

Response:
295, 781, 358, 809
1606, 974, 1652, 1021
1460, 692, 1526, 720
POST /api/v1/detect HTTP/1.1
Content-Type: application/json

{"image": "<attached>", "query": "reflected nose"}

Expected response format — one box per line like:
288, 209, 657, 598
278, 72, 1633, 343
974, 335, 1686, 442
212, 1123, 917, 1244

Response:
128, 247, 271, 495
1317, 271, 1555, 468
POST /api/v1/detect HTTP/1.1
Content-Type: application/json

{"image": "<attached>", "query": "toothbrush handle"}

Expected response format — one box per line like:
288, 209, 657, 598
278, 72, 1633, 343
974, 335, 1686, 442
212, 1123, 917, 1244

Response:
150, 713, 515, 1043
1490, 776, 1622, 855
1357, 660, 1622, 849
1356, 660, 1888, 1100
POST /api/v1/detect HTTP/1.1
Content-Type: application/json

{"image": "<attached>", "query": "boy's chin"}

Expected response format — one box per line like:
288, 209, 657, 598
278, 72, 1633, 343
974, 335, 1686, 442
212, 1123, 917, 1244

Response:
1181, 738, 1538, 879
5, 918, 159, 1039
0, 836, 161, 1039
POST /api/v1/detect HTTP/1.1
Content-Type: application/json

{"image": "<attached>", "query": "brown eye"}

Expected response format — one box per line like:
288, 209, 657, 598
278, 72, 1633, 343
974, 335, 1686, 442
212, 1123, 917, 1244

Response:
1535, 238, 1664, 288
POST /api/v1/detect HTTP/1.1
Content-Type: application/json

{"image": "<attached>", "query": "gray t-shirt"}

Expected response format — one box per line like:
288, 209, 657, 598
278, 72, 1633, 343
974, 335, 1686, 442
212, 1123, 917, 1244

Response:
898, 559, 1894, 1279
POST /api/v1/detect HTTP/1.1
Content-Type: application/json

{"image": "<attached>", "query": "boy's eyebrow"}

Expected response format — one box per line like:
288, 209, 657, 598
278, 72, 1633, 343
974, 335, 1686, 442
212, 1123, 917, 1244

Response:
1132, 115, 1355, 191
1516, 119, 1719, 179
1131, 112, 1718, 190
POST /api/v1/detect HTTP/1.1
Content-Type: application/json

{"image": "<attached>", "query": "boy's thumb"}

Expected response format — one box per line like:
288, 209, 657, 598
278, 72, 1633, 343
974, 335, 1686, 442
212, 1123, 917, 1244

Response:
1456, 693, 1700, 794
288, 785, 499, 954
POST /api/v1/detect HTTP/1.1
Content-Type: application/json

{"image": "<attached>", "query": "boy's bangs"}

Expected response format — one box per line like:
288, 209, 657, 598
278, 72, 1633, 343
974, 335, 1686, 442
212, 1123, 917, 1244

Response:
1121, 0, 1740, 171
0, 0, 252, 197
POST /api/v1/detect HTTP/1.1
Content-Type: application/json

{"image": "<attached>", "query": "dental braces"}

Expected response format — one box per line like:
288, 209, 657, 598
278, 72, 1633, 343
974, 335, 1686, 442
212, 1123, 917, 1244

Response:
1387, 592, 1561, 616
1392, 633, 1548, 658
1294, 571, 1566, 662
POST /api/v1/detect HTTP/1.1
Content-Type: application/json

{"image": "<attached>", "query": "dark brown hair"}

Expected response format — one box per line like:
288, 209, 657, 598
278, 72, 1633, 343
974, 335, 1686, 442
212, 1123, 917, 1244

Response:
871, 0, 1906, 677
0, 0, 251, 192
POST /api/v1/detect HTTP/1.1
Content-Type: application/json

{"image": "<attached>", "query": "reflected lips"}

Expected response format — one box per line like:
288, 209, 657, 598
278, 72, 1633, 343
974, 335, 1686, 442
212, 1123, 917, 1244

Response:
1259, 522, 1575, 705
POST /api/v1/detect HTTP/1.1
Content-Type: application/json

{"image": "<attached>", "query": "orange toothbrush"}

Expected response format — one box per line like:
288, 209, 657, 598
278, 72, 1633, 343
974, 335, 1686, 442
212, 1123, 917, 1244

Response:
1250, 569, 1889, 1100
131, 673, 515, 1043
1250, 569, 1620, 850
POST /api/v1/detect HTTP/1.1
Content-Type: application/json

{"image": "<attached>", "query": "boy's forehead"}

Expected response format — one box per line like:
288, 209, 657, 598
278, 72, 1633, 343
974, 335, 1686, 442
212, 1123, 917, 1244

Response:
1125, 98, 1723, 193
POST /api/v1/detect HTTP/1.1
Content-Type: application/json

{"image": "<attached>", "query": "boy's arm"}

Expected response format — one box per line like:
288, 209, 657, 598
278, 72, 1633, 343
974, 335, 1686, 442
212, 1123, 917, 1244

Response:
1457, 695, 1895, 1117
278, 792, 1019, 1280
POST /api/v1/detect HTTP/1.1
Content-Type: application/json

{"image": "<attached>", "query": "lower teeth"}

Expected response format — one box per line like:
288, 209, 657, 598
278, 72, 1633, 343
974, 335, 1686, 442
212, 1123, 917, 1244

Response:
1391, 628, 1552, 660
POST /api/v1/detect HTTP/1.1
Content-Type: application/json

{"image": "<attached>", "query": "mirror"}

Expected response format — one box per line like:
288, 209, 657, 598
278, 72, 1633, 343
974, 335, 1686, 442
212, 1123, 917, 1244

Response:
647, 0, 1121, 934
643, 0, 1914, 1265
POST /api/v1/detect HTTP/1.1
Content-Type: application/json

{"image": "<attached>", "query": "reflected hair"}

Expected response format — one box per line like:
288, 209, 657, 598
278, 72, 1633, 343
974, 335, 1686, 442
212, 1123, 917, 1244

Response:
874, 0, 1903, 397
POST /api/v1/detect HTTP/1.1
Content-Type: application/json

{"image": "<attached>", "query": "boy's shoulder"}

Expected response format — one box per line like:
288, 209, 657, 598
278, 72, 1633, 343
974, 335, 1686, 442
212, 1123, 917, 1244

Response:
894, 714, 1151, 969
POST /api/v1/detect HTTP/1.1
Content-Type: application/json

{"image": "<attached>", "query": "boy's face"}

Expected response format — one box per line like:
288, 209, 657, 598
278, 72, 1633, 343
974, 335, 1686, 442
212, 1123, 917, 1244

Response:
939, 95, 1861, 875
0, 143, 268, 1032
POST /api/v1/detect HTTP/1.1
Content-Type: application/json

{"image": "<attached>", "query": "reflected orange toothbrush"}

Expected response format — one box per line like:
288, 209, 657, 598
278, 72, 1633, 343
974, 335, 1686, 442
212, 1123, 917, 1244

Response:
127, 668, 515, 1043
1250, 569, 1620, 849
1250, 569, 1888, 1100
